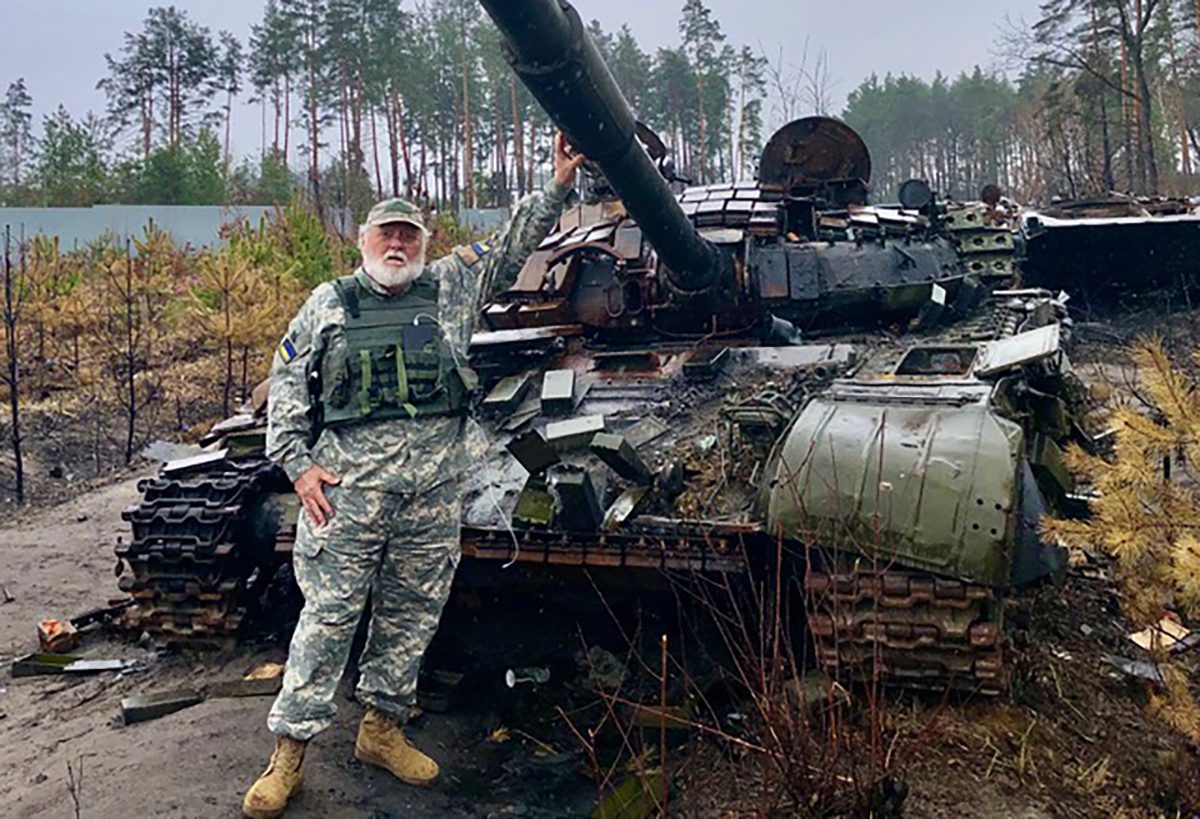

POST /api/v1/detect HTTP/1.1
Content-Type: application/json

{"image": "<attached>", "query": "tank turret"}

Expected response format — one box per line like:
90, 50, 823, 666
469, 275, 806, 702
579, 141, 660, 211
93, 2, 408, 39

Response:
482, 0, 985, 340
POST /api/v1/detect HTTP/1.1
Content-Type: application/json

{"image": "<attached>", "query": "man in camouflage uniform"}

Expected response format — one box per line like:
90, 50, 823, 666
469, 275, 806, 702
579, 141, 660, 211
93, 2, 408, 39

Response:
243, 133, 583, 819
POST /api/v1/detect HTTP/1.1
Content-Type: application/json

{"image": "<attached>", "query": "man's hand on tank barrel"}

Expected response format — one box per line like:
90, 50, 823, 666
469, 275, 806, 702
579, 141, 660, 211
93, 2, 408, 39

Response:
295, 464, 341, 527
553, 131, 586, 187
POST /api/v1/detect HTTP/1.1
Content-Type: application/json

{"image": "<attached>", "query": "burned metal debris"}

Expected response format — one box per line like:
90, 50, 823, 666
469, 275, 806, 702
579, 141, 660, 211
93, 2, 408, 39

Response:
1022, 194, 1200, 298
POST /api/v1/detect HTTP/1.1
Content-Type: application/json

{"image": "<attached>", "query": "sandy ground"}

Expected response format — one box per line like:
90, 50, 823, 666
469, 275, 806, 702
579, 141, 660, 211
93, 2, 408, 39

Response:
0, 475, 593, 819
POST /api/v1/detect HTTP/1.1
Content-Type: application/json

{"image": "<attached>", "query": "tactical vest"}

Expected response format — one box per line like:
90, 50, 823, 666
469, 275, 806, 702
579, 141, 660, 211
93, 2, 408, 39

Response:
318, 275, 472, 427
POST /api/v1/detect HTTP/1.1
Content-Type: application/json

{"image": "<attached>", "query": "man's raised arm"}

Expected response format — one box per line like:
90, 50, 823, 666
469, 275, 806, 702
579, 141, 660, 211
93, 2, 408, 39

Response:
433, 132, 585, 354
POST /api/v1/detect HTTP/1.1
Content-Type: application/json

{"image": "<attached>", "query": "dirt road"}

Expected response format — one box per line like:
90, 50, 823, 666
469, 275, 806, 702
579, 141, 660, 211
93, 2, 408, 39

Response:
0, 476, 577, 818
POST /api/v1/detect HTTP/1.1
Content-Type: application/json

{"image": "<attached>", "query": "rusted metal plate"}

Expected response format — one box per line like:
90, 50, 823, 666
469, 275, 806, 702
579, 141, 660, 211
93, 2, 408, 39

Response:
510, 249, 554, 293
754, 246, 789, 300
584, 223, 616, 244
470, 324, 582, 349
757, 116, 871, 191
460, 524, 751, 573
975, 324, 1061, 377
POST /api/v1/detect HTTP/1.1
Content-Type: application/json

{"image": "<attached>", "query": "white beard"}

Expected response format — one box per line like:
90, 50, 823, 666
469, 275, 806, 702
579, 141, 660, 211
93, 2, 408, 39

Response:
362, 254, 426, 289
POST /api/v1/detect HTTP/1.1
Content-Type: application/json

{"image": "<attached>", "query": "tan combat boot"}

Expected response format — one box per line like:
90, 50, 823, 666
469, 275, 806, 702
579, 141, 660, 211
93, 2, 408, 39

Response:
354, 707, 440, 786
242, 735, 307, 819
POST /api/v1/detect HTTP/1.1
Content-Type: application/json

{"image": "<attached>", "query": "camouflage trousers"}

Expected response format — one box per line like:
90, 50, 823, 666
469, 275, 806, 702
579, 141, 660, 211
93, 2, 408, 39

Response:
267, 477, 461, 740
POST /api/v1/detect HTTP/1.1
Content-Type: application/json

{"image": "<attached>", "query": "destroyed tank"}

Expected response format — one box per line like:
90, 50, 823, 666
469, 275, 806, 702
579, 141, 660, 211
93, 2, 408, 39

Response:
117, 0, 1083, 694
1020, 194, 1200, 300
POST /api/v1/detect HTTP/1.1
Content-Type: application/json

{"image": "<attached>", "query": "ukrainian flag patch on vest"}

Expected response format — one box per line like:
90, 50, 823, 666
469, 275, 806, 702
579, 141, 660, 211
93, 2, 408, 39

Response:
278, 337, 298, 364
473, 241, 492, 257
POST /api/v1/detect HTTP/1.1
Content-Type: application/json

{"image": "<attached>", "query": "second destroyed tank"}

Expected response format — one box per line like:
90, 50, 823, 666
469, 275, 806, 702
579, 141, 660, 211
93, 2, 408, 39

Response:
117, 0, 1087, 695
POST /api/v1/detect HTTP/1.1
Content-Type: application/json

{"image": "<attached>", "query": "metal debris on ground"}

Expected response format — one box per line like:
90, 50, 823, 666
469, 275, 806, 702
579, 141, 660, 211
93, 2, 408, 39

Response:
64, 659, 142, 674
505, 666, 550, 688
590, 432, 652, 483
544, 414, 606, 450
1102, 653, 1165, 684
11, 653, 140, 678
34, 600, 136, 653
121, 690, 204, 725
71, 599, 136, 630
204, 677, 282, 698
121, 672, 287, 725
37, 619, 80, 652
581, 646, 626, 692
1127, 616, 1196, 653
623, 416, 668, 449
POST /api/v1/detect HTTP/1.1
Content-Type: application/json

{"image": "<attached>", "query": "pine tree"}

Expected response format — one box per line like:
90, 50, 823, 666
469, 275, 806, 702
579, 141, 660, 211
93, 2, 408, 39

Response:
1043, 337, 1200, 741
281, 0, 330, 210
99, 7, 221, 157
732, 47, 767, 180
0, 79, 34, 191
248, 0, 298, 161
216, 31, 243, 164
610, 26, 653, 115
36, 107, 112, 206
190, 245, 282, 416
679, 0, 726, 183
86, 229, 178, 464
0, 228, 28, 502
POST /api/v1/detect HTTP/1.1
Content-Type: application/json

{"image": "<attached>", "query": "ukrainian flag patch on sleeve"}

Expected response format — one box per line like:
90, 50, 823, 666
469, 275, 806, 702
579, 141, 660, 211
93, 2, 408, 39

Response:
455, 241, 494, 267
278, 337, 299, 364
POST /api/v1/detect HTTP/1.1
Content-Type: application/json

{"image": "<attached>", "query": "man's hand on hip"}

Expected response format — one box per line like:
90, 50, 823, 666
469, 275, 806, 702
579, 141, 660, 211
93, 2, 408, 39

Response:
295, 464, 341, 527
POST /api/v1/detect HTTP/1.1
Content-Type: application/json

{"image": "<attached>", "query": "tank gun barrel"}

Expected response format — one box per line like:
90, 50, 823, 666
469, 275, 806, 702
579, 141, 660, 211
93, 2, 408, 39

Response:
480, 0, 722, 293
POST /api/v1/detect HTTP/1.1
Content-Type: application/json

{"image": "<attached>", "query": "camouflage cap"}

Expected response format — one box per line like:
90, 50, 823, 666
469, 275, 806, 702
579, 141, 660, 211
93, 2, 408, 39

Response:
363, 198, 427, 233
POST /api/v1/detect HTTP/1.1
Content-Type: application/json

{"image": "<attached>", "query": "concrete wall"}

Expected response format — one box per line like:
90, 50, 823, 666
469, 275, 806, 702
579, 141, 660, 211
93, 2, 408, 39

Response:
0, 204, 281, 250
457, 207, 509, 234
0, 204, 508, 249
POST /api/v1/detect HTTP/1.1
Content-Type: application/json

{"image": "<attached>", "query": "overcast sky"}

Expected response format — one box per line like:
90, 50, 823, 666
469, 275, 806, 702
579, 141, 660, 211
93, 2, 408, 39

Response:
0, 0, 1046, 160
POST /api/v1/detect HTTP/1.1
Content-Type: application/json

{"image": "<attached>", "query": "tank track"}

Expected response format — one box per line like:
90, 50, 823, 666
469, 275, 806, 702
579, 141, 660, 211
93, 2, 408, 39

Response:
117, 456, 284, 649
805, 565, 1005, 695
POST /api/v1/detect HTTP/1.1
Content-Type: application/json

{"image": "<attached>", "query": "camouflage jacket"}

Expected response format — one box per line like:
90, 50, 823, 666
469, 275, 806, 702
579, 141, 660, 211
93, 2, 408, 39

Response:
267, 179, 570, 494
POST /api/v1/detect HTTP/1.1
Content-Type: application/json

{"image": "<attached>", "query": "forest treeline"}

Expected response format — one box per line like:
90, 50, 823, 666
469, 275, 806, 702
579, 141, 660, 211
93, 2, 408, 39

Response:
1, 0, 1200, 217
0, 0, 769, 218
848, 0, 1200, 203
